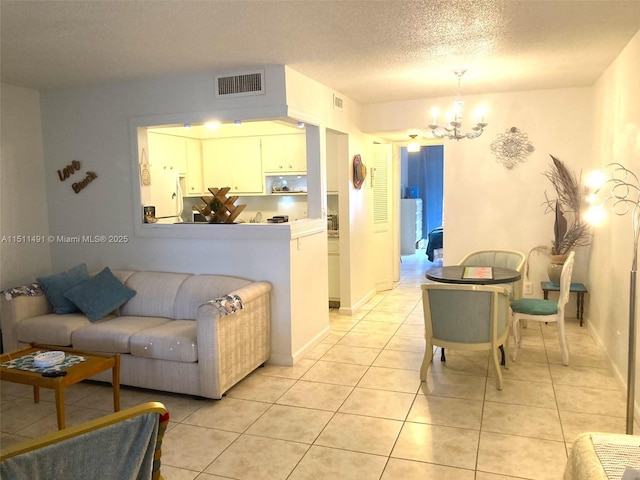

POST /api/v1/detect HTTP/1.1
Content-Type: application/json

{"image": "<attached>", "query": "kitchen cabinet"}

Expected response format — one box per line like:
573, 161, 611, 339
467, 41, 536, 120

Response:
185, 138, 203, 195
147, 132, 187, 174
328, 237, 340, 305
202, 137, 264, 194
401, 198, 423, 255
261, 134, 307, 173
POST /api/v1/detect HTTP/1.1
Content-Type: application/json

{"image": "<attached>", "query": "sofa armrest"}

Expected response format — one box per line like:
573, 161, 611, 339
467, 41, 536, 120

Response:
195, 281, 272, 398
1, 294, 51, 352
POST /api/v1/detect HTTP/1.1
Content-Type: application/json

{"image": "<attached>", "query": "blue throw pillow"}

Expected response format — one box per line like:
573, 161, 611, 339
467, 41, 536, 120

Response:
37, 264, 91, 314
64, 267, 136, 322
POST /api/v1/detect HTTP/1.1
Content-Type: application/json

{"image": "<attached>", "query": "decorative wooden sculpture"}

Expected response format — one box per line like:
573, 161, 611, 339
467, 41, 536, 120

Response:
196, 187, 246, 223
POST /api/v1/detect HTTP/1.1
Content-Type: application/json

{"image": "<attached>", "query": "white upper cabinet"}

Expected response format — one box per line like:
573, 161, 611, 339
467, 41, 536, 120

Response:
261, 134, 307, 173
202, 137, 264, 194
147, 132, 187, 174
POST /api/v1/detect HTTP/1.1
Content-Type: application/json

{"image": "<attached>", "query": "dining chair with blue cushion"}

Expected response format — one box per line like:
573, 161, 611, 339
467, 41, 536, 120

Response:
421, 283, 511, 390
510, 251, 575, 365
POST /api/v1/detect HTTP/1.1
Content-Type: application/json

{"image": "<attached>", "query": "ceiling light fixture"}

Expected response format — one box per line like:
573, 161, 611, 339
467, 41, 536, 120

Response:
428, 69, 487, 141
407, 135, 421, 153
297, 121, 305, 129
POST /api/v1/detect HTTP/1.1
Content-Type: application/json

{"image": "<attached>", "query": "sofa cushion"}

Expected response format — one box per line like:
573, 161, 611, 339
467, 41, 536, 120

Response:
71, 316, 171, 353
174, 275, 250, 320
130, 320, 197, 363
37, 264, 91, 314
120, 272, 190, 319
16, 313, 104, 347
64, 267, 137, 322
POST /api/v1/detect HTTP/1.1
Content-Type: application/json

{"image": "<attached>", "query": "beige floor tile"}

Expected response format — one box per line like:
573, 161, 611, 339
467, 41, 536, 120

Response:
549, 363, 620, 390
147, 391, 208, 423
420, 372, 487, 400
258, 358, 316, 379
329, 316, 359, 331
315, 412, 403, 455
488, 359, 552, 383
337, 331, 392, 349
357, 366, 421, 393
161, 465, 200, 480
0, 397, 58, 433
362, 310, 408, 323
392, 422, 480, 469
554, 384, 627, 416
381, 458, 475, 480
226, 372, 296, 403
304, 342, 333, 360
484, 378, 557, 408
481, 401, 563, 441
71, 385, 154, 411
339, 387, 415, 420
559, 410, 627, 443
162, 424, 238, 471
321, 332, 345, 344
245, 404, 333, 443
301, 360, 368, 386
394, 323, 425, 337
350, 320, 401, 336
276, 380, 353, 411
546, 347, 610, 368
16, 404, 108, 438
475, 472, 531, 480
205, 434, 308, 479
182, 397, 270, 432
373, 349, 424, 370
511, 345, 549, 364
385, 334, 425, 352
407, 394, 483, 430
288, 445, 388, 480
402, 312, 424, 325
477, 431, 567, 480
320, 344, 381, 365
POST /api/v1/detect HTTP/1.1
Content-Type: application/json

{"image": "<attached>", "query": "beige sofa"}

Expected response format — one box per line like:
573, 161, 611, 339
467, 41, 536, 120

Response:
0, 270, 271, 399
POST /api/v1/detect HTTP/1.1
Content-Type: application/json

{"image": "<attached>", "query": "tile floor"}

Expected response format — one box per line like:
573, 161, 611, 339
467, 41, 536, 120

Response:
0, 250, 630, 479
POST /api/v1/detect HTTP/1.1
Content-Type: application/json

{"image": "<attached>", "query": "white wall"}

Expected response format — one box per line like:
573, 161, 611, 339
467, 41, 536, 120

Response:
0, 83, 51, 290
589, 29, 640, 392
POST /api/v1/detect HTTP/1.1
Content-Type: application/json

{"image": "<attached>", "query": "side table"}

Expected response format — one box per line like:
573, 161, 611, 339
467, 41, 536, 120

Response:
540, 282, 588, 326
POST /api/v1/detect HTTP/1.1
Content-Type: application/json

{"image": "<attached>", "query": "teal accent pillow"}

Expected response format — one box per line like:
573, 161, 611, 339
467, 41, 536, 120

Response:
510, 298, 558, 315
64, 267, 136, 322
37, 264, 91, 314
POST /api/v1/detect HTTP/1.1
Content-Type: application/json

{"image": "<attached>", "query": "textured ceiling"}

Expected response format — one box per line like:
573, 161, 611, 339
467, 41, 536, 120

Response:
2, 1, 640, 104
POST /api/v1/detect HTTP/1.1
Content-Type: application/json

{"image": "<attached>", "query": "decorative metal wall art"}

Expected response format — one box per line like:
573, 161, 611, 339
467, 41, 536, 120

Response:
352, 154, 366, 189
490, 127, 535, 169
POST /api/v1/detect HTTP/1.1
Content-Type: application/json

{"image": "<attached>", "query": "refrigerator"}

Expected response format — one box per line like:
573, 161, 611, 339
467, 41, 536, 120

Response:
146, 165, 184, 223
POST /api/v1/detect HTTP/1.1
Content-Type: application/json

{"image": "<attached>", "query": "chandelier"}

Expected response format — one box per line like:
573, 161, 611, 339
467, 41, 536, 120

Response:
428, 69, 487, 141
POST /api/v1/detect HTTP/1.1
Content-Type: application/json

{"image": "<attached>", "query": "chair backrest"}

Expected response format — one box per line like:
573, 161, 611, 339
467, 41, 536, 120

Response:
1, 402, 169, 480
557, 251, 576, 315
422, 283, 510, 345
458, 249, 526, 299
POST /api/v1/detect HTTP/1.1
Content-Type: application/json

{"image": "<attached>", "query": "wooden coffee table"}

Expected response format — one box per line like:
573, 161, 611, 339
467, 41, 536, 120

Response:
0, 343, 120, 429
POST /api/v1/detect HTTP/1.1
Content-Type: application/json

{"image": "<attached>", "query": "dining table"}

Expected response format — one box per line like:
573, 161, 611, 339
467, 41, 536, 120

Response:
424, 265, 522, 364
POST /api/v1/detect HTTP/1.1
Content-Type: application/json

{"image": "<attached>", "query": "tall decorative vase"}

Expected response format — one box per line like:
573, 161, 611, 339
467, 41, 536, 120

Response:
547, 254, 567, 285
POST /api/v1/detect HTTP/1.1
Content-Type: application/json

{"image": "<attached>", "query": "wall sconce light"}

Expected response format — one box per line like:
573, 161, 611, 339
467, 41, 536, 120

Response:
586, 162, 640, 434
407, 135, 421, 153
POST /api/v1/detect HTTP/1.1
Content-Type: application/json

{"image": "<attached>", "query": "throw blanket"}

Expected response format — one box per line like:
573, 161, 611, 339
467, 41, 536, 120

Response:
208, 294, 244, 316
2, 283, 43, 301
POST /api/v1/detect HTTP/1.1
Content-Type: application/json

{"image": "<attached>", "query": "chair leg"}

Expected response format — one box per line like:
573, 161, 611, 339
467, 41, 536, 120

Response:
440, 347, 446, 362
420, 341, 434, 381
492, 345, 503, 390
511, 317, 519, 361
557, 320, 569, 366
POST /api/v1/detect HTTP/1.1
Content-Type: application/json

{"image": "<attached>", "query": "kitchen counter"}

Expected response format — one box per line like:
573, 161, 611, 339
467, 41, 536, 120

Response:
137, 218, 325, 241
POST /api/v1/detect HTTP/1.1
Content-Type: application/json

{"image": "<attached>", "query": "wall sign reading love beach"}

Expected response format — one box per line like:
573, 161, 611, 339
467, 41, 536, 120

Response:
57, 160, 98, 194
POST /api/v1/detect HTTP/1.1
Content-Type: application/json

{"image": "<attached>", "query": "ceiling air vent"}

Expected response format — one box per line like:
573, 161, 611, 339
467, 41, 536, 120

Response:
333, 94, 344, 109
215, 70, 265, 98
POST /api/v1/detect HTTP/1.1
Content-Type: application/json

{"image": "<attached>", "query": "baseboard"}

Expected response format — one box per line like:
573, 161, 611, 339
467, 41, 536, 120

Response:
338, 288, 377, 315
267, 325, 332, 366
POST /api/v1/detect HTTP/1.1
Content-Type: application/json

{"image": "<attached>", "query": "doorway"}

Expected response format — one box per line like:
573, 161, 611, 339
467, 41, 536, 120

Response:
400, 145, 444, 256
